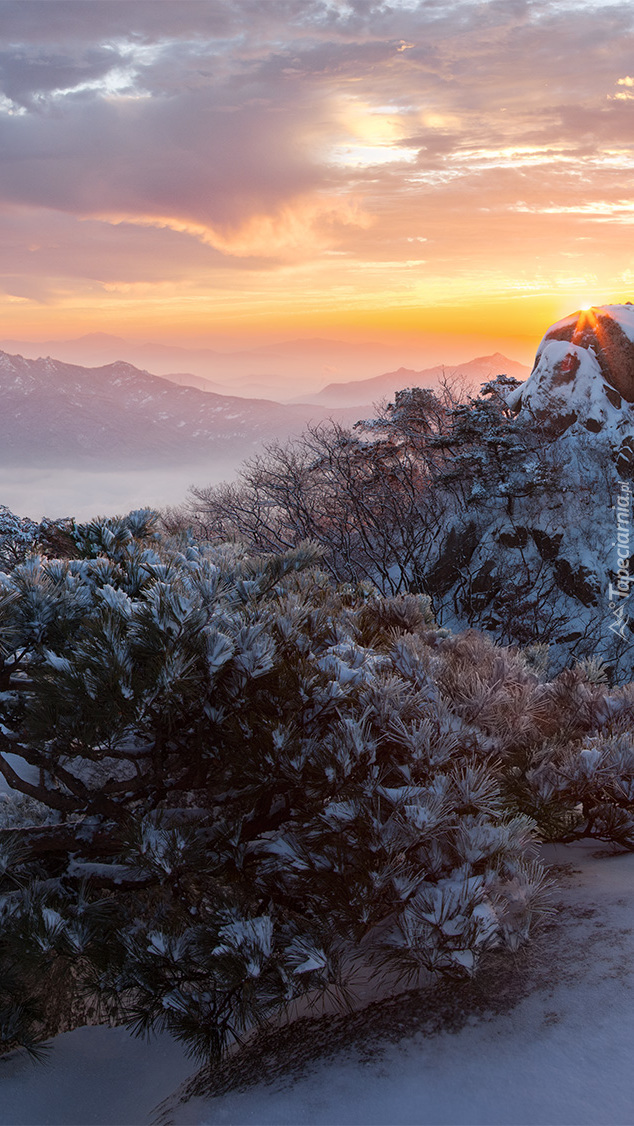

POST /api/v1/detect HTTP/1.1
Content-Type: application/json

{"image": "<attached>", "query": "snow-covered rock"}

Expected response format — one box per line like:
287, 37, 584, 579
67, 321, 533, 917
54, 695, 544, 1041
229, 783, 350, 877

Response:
508, 304, 634, 450
421, 306, 634, 677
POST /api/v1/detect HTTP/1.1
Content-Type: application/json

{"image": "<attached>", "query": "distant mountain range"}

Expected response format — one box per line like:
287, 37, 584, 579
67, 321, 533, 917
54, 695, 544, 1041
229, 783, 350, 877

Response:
298, 353, 531, 408
0, 351, 364, 469
0, 346, 531, 473
0, 333, 416, 400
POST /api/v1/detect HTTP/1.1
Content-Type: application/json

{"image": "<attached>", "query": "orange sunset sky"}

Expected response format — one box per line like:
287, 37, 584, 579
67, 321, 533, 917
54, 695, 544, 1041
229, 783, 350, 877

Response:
2, 0, 634, 366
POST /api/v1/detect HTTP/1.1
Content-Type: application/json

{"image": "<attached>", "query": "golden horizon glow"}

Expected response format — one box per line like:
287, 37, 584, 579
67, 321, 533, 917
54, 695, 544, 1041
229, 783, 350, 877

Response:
2, 2, 634, 370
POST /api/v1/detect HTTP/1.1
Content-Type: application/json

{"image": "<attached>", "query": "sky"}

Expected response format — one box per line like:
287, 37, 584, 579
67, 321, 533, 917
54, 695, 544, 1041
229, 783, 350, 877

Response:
2, 0, 634, 361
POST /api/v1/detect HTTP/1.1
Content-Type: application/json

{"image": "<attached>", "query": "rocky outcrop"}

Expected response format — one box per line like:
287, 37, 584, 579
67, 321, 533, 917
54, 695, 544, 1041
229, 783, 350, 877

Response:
542, 305, 634, 403
425, 307, 634, 677
507, 304, 634, 441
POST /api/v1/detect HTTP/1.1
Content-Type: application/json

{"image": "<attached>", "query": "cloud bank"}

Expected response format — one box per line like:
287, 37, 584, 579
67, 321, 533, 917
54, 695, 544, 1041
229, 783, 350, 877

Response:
2, 0, 634, 337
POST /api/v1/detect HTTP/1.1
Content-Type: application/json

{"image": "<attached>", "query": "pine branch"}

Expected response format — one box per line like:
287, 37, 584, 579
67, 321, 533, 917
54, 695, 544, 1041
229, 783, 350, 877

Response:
0, 749, 78, 813
0, 821, 122, 860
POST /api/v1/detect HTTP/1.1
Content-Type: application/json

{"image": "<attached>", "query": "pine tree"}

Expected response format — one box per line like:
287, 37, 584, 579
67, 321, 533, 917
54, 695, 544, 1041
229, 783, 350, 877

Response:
0, 513, 551, 1060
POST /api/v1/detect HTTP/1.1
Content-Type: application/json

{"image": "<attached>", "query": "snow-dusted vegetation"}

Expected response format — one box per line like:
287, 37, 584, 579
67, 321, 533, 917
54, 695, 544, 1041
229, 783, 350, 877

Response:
3, 306, 634, 1074
179, 310, 634, 679
1, 501, 634, 1066
0, 508, 547, 1059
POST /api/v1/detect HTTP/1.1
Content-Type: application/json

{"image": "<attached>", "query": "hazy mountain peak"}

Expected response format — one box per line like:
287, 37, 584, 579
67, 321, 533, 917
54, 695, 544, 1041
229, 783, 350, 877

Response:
73, 332, 131, 346
304, 353, 530, 408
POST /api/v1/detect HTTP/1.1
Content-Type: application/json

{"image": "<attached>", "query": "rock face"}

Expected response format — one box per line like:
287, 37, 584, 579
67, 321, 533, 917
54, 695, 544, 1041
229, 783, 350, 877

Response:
424, 306, 634, 679
542, 304, 634, 403
507, 304, 634, 446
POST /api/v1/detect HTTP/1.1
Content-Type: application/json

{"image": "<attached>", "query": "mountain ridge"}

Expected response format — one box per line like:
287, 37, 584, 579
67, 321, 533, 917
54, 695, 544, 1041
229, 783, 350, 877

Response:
299, 352, 531, 407
0, 334, 530, 401
0, 334, 411, 399
0, 350, 365, 469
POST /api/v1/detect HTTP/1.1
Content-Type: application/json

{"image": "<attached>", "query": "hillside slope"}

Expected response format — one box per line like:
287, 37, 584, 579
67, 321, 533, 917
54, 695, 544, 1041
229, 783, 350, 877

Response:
0, 351, 363, 468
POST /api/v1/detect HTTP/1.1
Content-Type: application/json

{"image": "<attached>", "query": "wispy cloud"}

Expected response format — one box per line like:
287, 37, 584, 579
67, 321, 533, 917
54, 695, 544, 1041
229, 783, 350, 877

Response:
1, 0, 634, 338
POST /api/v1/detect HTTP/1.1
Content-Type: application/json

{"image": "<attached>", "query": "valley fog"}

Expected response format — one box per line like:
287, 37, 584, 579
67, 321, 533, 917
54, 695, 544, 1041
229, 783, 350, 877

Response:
0, 460, 240, 522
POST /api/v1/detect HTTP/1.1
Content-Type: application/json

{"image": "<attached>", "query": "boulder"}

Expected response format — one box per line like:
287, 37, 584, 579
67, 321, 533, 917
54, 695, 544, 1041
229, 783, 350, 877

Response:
543, 304, 634, 403
507, 304, 634, 437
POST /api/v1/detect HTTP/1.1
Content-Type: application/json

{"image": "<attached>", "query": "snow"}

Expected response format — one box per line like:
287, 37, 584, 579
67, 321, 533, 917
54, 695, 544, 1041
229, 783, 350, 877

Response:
3, 842, 634, 1126
507, 337, 630, 438
0, 752, 39, 796
0, 1026, 194, 1126
164, 841, 634, 1126
512, 303, 634, 438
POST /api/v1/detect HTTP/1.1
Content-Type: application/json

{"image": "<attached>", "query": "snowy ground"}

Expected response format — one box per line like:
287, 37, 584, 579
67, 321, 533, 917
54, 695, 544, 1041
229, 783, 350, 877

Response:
160, 841, 634, 1126
3, 840, 634, 1126
0, 1026, 195, 1126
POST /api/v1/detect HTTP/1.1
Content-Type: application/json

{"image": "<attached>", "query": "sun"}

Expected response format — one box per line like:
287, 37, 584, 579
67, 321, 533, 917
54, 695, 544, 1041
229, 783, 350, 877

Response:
572, 303, 599, 343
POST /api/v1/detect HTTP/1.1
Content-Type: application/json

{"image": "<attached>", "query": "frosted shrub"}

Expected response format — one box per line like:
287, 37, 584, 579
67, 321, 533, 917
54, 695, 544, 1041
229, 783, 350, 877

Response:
432, 636, 634, 847
0, 505, 74, 574
0, 515, 552, 1060
0, 506, 39, 571
512, 730, 634, 847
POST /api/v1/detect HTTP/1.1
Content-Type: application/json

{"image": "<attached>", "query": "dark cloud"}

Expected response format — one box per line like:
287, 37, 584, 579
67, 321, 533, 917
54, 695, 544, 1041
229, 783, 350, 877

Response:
0, 84, 328, 231
0, 1, 240, 44
0, 45, 128, 108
